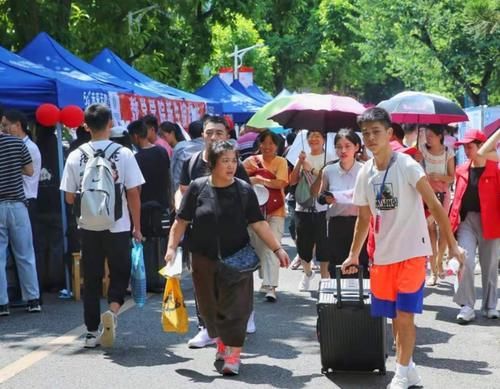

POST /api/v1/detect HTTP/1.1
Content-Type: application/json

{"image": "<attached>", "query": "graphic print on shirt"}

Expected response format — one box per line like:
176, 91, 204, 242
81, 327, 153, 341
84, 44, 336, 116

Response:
373, 182, 398, 210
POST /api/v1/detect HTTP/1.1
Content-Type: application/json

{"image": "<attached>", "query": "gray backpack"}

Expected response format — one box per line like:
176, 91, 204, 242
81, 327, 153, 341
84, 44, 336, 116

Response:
78, 142, 122, 231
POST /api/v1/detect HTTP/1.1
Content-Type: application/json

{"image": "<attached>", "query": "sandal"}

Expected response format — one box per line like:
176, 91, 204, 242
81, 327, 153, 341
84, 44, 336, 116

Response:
426, 274, 438, 286
290, 256, 302, 270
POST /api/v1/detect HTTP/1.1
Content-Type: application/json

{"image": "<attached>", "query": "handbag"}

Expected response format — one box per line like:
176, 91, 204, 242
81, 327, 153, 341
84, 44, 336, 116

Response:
161, 277, 189, 333
209, 178, 260, 273
251, 158, 285, 214
295, 170, 315, 208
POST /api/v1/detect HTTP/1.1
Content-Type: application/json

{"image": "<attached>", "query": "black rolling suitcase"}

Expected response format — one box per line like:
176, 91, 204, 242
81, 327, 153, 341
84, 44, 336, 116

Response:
317, 266, 386, 375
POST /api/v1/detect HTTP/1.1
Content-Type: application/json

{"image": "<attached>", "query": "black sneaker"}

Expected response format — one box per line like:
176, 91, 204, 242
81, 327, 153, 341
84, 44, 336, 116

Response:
26, 299, 41, 313
0, 304, 10, 316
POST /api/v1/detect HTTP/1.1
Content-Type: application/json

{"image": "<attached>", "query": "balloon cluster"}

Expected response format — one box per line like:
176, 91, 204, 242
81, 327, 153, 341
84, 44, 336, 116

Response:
35, 104, 84, 128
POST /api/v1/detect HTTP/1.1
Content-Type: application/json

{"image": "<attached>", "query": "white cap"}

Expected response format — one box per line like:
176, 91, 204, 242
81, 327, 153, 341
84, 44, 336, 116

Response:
110, 126, 128, 138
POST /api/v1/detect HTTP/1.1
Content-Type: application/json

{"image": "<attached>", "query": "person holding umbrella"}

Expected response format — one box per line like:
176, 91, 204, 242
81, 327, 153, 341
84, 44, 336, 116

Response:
418, 124, 455, 286
342, 107, 465, 389
289, 130, 334, 287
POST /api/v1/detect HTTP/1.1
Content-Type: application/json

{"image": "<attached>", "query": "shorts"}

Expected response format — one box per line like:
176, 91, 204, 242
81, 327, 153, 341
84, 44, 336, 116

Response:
370, 257, 426, 319
295, 211, 328, 262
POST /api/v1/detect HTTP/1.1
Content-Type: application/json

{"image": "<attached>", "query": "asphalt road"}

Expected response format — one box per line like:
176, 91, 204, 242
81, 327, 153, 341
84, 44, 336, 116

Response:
0, 234, 499, 389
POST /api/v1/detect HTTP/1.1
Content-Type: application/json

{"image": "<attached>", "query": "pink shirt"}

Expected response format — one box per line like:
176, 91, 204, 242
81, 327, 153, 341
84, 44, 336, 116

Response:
155, 137, 173, 157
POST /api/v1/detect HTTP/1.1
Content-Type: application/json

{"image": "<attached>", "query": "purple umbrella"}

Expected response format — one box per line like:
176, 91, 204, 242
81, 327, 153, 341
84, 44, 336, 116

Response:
269, 93, 366, 132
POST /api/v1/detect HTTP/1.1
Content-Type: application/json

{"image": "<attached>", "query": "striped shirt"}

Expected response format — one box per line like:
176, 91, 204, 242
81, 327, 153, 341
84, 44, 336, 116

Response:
0, 134, 32, 201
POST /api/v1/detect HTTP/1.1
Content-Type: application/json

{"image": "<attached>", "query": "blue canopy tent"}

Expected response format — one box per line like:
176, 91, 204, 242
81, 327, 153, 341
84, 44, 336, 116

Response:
248, 84, 273, 103
0, 45, 126, 111
19, 32, 161, 98
195, 75, 262, 122
91, 48, 211, 106
230, 79, 268, 105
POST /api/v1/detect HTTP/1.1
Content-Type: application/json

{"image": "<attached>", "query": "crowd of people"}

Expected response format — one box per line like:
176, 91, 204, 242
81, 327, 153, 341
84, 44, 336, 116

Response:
0, 103, 498, 388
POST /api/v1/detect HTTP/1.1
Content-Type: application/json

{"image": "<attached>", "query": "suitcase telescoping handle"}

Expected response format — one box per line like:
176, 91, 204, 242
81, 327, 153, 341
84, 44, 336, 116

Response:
335, 265, 364, 308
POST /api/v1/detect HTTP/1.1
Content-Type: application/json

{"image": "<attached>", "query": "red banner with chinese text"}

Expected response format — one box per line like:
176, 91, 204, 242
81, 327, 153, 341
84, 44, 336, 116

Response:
118, 93, 206, 130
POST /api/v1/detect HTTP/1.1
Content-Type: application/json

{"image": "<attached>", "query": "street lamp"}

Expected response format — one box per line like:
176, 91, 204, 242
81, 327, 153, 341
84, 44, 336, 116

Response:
228, 43, 264, 81
125, 5, 169, 55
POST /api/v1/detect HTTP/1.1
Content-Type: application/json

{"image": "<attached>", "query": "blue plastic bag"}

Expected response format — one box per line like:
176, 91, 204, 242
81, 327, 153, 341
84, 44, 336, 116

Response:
131, 240, 147, 307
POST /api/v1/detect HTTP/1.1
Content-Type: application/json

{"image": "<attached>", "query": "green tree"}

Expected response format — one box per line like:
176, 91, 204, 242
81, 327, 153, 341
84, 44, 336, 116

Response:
208, 12, 275, 91
356, 0, 500, 105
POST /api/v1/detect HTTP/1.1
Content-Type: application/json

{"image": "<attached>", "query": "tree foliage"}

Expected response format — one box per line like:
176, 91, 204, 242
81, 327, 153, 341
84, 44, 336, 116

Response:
0, 0, 497, 105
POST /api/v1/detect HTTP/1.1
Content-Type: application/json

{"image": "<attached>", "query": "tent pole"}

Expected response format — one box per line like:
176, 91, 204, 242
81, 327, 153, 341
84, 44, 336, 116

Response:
56, 123, 70, 293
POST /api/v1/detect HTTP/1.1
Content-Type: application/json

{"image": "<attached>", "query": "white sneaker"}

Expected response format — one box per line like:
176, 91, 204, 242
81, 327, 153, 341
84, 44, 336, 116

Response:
457, 306, 475, 324
187, 327, 216, 348
84, 331, 100, 348
258, 284, 269, 294
100, 310, 117, 348
246, 310, 256, 334
298, 271, 315, 291
265, 289, 277, 302
387, 374, 409, 389
481, 308, 499, 319
407, 365, 422, 387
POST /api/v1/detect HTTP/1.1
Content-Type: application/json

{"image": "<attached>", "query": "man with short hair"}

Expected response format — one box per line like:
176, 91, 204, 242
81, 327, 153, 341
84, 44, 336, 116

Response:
142, 114, 172, 157
3, 110, 43, 301
164, 120, 204, 193
178, 115, 252, 348
342, 107, 465, 389
0, 117, 40, 316
60, 104, 145, 348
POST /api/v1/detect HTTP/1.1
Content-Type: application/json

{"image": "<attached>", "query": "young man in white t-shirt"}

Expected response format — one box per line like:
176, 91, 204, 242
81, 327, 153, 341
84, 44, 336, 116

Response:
60, 104, 145, 349
341, 107, 465, 389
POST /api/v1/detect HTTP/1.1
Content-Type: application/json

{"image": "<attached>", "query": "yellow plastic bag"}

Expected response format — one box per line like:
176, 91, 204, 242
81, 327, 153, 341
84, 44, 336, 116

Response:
161, 277, 189, 334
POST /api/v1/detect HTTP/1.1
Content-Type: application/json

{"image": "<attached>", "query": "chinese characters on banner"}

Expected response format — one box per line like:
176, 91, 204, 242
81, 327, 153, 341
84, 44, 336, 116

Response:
117, 93, 206, 129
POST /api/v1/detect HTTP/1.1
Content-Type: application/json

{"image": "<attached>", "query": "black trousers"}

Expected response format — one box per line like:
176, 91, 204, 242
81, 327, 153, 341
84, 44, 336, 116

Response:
81, 230, 131, 332
327, 216, 369, 278
295, 211, 329, 262
191, 253, 253, 347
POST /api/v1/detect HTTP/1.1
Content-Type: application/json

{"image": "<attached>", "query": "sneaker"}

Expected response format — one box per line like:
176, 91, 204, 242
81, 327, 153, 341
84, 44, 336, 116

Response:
426, 274, 437, 287
387, 374, 409, 389
265, 289, 277, 303
456, 306, 475, 324
84, 331, 100, 348
298, 271, 315, 291
246, 310, 256, 334
407, 365, 422, 387
222, 347, 241, 376
258, 284, 269, 294
100, 310, 117, 347
215, 338, 225, 361
26, 299, 41, 313
187, 327, 216, 348
481, 308, 499, 319
0, 304, 10, 316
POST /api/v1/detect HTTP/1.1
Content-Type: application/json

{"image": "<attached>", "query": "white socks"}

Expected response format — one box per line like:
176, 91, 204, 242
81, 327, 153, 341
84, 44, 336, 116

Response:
396, 363, 409, 377
396, 358, 416, 377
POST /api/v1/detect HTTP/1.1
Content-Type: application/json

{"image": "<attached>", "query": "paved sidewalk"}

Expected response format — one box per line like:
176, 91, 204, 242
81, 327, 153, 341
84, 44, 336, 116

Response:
0, 236, 499, 389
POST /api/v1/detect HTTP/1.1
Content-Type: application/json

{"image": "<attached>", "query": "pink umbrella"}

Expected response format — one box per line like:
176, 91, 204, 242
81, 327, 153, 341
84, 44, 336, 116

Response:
269, 93, 366, 131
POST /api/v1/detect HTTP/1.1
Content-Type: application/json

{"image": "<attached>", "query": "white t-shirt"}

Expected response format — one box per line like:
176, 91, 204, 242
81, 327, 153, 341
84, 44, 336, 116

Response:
60, 140, 145, 233
353, 153, 432, 265
296, 152, 335, 212
23, 136, 41, 199
323, 161, 363, 218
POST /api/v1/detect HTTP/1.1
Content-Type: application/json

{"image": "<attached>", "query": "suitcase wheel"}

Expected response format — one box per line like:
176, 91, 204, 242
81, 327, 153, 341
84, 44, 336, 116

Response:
378, 367, 386, 375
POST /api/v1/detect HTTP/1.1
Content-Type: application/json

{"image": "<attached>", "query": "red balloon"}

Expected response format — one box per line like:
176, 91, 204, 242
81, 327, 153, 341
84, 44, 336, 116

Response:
35, 104, 60, 126
60, 105, 84, 128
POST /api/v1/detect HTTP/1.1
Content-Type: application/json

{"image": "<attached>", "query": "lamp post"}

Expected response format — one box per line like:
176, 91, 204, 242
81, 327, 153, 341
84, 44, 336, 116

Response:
125, 5, 169, 55
228, 43, 264, 81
